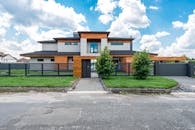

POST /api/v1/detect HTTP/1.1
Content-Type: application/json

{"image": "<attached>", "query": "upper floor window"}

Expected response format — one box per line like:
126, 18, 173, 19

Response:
37, 58, 44, 62
111, 42, 123, 45
65, 42, 78, 45
90, 42, 99, 53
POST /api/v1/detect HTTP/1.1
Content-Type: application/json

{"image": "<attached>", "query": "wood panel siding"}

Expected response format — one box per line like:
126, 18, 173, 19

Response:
80, 33, 108, 39
73, 56, 97, 77
54, 56, 68, 63
151, 56, 187, 61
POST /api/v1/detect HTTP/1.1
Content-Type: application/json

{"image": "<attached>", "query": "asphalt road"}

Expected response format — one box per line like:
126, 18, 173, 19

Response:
0, 92, 195, 130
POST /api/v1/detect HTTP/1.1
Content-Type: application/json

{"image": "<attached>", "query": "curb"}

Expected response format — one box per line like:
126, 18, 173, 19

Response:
71, 78, 80, 90
100, 78, 180, 94
0, 87, 70, 92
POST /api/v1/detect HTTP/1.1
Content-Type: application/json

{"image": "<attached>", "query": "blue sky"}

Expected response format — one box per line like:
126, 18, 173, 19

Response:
0, 0, 195, 58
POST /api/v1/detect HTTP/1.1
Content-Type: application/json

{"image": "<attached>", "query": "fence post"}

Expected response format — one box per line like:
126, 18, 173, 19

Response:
25, 64, 27, 76
58, 64, 60, 76
41, 64, 43, 76
128, 63, 130, 76
115, 64, 117, 76
8, 64, 11, 76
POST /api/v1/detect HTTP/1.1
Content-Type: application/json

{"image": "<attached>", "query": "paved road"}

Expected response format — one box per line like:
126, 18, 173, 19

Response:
0, 92, 195, 130
166, 76, 195, 92
75, 78, 104, 91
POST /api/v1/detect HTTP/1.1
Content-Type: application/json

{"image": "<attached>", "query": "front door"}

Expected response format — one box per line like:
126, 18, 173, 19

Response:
82, 60, 91, 78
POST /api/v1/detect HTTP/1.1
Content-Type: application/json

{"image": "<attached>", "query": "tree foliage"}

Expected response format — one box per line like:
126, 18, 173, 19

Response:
132, 51, 151, 80
95, 47, 115, 79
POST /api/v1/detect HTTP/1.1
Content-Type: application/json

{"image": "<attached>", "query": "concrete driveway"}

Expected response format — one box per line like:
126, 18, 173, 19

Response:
165, 76, 195, 92
0, 92, 195, 130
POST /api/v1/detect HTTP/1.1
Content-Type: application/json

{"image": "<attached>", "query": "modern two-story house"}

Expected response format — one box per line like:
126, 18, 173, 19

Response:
21, 31, 186, 78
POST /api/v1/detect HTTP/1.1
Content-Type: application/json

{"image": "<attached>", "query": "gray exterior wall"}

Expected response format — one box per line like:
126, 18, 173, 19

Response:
58, 42, 80, 52
108, 42, 131, 51
30, 58, 54, 63
42, 43, 57, 51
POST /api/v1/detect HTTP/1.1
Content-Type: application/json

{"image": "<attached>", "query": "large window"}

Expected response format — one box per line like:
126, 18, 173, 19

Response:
90, 42, 99, 53
111, 42, 123, 45
65, 42, 78, 45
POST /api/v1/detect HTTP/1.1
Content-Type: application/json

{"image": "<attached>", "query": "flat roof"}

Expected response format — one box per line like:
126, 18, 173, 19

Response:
38, 40, 57, 43
78, 31, 110, 35
53, 37, 80, 40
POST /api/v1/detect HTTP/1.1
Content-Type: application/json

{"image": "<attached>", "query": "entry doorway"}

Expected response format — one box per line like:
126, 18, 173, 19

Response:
82, 59, 91, 78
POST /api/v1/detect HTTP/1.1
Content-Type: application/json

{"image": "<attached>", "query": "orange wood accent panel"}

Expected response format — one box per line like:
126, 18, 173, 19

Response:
73, 56, 97, 77
54, 56, 68, 63
57, 39, 80, 43
80, 33, 108, 39
151, 56, 187, 61
54, 56, 68, 71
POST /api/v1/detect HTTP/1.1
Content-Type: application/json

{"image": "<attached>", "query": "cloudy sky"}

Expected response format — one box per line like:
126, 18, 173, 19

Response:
0, 0, 195, 58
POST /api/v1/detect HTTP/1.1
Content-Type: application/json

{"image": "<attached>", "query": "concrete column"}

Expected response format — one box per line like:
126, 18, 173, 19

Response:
101, 38, 108, 51
80, 38, 87, 56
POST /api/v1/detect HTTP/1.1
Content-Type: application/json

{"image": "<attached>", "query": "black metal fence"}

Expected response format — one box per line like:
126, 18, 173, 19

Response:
0, 63, 73, 76
112, 63, 131, 76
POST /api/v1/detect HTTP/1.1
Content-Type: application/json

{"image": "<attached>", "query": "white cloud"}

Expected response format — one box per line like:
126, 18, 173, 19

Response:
155, 31, 170, 38
107, 0, 150, 40
90, 6, 93, 11
0, 0, 89, 58
149, 6, 159, 10
172, 21, 184, 28
140, 31, 170, 52
95, 0, 117, 24
159, 10, 195, 58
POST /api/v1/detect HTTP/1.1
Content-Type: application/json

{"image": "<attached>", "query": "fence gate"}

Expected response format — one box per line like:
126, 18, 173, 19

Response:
154, 62, 195, 77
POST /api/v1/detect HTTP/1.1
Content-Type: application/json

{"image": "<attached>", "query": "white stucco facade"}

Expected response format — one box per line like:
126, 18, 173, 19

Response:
30, 58, 54, 63
42, 43, 57, 51
58, 42, 80, 52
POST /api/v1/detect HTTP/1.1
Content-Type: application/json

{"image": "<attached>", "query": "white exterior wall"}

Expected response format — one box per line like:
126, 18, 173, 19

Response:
42, 43, 57, 51
108, 42, 131, 50
101, 38, 108, 51
30, 58, 54, 63
58, 42, 80, 52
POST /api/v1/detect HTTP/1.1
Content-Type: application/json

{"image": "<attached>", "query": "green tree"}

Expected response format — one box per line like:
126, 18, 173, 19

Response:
95, 47, 115, 79
132, 50, 151, 80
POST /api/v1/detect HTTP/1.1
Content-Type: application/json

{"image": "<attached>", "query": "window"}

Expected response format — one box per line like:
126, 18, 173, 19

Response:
50, 59, 54, 62
90, 42, 99, 53
65, 42, 78, 45
111, 42, 123, 45
37, 59, 44, 62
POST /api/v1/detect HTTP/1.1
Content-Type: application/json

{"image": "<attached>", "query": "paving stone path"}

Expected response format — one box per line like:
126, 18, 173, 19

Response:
74, 78, 105, 91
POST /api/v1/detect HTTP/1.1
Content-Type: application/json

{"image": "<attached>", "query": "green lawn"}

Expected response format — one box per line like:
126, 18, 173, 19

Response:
0, 76, 77, 87
103, 76, 177, 89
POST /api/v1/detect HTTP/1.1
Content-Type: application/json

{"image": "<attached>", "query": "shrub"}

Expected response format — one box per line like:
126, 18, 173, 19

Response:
95, 47, 115, 79
132, 51, 151, 80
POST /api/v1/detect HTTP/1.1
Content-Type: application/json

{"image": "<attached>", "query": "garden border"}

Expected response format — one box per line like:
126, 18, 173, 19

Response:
0, 78, 80, 92
99, 78, 180, 94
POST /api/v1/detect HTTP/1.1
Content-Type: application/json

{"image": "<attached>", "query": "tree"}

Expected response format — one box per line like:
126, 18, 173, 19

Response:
95, 47, 115, 79
132, 50, 151, 80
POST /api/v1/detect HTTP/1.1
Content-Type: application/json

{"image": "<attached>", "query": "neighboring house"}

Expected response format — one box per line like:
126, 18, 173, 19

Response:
17, 58, 29, 63
0, 53, 17, 63
21, 31, 186, 77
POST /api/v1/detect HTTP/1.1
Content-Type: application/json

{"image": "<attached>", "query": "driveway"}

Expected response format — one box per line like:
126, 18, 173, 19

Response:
0, 92, 195, 130
165, 76, 195, 92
